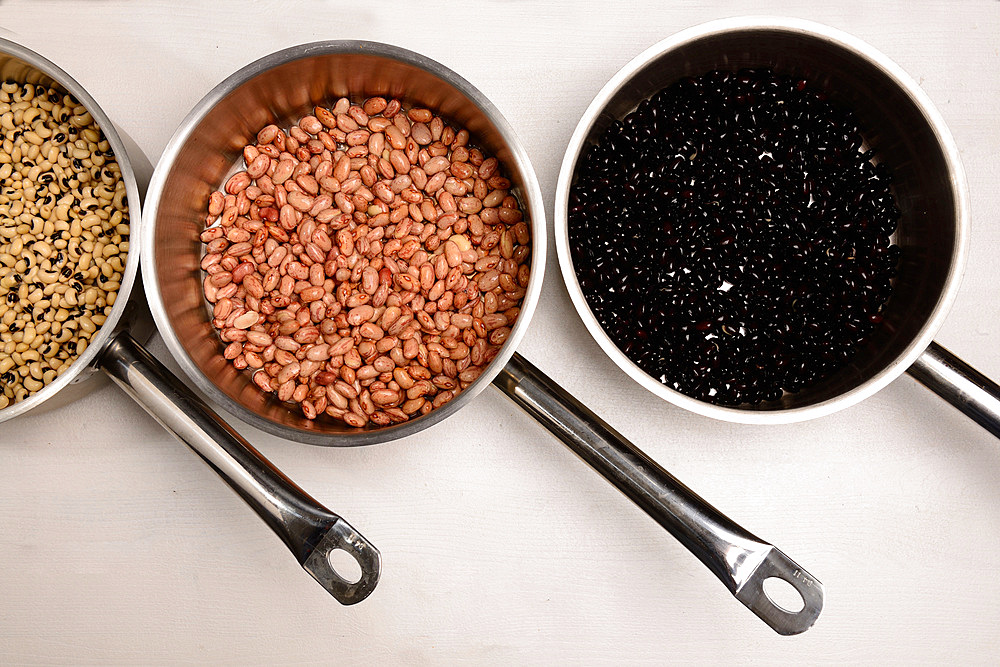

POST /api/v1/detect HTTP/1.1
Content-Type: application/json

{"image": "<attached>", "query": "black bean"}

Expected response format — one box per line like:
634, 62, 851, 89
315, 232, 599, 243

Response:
569, 68, 900, 407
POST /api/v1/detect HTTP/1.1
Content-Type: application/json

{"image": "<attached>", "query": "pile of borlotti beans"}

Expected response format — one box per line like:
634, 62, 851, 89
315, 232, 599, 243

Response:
0, 80, 129, 409
200, 97, 531, 427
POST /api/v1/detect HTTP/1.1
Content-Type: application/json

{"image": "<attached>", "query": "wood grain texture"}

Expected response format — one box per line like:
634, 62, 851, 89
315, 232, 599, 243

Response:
1, 0, 999, 663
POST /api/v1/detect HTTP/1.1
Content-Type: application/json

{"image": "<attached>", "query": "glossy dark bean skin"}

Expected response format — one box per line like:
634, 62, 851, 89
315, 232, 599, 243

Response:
568, 68, 900, 406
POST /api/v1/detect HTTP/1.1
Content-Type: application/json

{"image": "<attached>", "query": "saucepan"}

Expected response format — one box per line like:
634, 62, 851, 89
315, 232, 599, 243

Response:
143, 41, 823, 634
0, 36, 381, 605
555, 17, 1000, 434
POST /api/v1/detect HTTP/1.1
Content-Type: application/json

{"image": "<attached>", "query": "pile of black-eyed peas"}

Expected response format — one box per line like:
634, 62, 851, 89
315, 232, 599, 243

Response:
0, 80, 129, 408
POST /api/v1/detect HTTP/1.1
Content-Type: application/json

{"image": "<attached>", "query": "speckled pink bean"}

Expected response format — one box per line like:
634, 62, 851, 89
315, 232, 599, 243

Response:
231, 261, 255, 284
272, 379, 292, 402
276, 362, 300, 385
225, 171, 251, 194
201, 252, 222, 271
371, 389, 400, 406
208, 191, 225, 216
309, 229, 330, 252
286, 191, 314, 212
244, 274, 265, 299
304, 344, 329, 361
275, 336, 300, 352
347, 305, 375, 325
244, 331, 272, 347
201, 228, 223, 245
203, 277, 220, 302
247, 153, 271, 179
326, 337, 353, 357
423, 156, 451, 175
452, 313, 473, 329
253, 371, 275, 393
257, 124, 280, 144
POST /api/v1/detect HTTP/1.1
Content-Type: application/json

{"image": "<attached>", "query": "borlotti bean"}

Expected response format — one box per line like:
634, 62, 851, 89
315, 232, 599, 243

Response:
201, 98, 531, 427
0, 80, 130, 409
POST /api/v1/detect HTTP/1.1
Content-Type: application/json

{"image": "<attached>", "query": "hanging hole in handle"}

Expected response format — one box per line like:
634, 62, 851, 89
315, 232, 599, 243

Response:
734, 547, 823, 635
301, 519, 381, 605
327, 548, 364, 585
762, 576, 805, 613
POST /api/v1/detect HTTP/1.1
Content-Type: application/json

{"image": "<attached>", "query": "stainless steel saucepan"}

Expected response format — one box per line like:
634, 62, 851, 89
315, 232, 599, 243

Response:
0, 36, 380, 606
143, 41, 823, 635
555, 17, 1000, 435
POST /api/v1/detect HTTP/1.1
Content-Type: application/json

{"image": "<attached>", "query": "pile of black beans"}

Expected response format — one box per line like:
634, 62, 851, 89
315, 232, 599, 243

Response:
568, 68, 900, 406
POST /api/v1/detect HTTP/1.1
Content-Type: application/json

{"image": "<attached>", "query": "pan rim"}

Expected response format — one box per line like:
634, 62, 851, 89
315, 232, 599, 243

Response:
552, 16, 971, 424
0, 35, 145, 424
141, 40, 547, 445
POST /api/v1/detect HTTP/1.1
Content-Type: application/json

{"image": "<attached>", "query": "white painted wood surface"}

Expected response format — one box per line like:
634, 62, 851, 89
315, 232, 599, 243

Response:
1, 0, 999, 663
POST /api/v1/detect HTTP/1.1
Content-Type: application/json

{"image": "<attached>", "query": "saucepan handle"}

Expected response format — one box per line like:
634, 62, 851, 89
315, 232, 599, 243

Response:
908, 341, 1000, 439
97, 330, 380, 605
492, 352, 823, 635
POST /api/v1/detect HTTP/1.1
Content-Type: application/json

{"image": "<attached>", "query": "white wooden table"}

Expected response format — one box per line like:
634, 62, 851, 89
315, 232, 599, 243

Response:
2, 1, 999, 663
